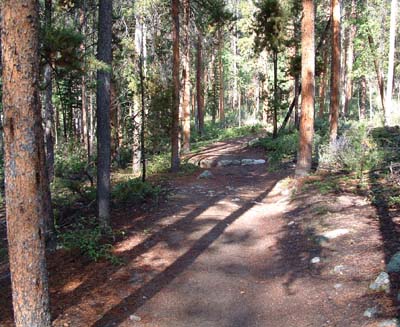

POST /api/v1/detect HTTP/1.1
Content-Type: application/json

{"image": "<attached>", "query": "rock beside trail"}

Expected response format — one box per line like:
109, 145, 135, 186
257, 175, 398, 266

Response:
369, 272, 390, 292
363, 307, 378, 318
241, 159, 266, 166
248, 138, 260, 147
217, 159, 241, 167
198, 170, 214, 179
387, 252, 400, 273
378, 319, 399, 327
321, 228, 350, 240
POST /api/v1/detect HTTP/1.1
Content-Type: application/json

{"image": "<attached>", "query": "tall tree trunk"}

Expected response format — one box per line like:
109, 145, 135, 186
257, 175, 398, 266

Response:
386, 0, 398, 123
2, 1, 51, 325
329, 0, 341, 143
296, 0, 315, 176
343, 0, 356, 117
318, 44, 328, 118
196, 31, 205, 136
80, 1, 90, 162
218, 27, 225, 124
44, 0, 54, 182
272, 51, 278, 138
181, 0, 191, 153
96, 0, 112, 228
171, 0, 180, 171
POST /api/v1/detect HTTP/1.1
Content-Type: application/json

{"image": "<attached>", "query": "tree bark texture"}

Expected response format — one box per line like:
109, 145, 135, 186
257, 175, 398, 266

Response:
329, 0, 341, 143
182, 0, 191, 153
218, 27, 225, 123
386, 0, 398, 122
296, 0, 315, 176
196, 32, 205, 136
343, 0, 356, 117
96, 0, 112, 227
171, 0, 180, 171
2, 1, 52, 325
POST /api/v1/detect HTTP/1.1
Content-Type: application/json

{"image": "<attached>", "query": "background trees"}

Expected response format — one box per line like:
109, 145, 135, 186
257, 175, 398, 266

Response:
2, 0, 400, 323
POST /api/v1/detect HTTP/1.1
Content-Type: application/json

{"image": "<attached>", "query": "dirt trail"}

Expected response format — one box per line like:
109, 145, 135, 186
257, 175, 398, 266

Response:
0, 136, 396, 327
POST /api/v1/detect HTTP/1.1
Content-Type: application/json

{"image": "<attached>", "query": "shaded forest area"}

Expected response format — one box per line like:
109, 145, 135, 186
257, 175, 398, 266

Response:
2, 0, 400, 326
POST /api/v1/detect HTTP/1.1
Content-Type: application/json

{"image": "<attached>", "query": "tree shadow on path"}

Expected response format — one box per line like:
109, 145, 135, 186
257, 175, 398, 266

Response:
91, 183, 278, 327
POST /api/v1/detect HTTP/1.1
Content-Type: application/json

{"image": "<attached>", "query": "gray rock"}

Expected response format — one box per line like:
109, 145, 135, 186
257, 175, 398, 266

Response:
129, 314, 142, 322
387, 252, 400, 273
369, 272, 390, 292
321, 228, 350, 240
198, 170, 214, 179
333, 265, 346, 274
241, 159, 266, 166
334, 283, 343, 289
217, 159, 241, 167
379, 319, 399, 327
363, 307, 378, 318
311, 257, 321, 264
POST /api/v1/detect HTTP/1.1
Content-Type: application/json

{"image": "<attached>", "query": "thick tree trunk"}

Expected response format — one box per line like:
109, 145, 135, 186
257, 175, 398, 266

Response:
386, 0, 398, 122
2, 1, 51, 325
96, 0, 112, 228
196, 32, 205, 136
132, 16, 142, 174
181, 0, 191, 153
218, 27, 225, 124
329, 0, 341, 143
296, 0, 315, 177
171, 0, 180, 171
343, 0, 356, 117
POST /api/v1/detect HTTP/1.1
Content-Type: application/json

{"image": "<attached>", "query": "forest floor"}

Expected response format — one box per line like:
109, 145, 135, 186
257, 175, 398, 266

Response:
1, 136, 399, 326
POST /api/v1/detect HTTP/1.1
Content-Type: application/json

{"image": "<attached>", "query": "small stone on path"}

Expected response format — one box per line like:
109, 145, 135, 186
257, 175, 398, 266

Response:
129, 314, 142, 322
321, 229, 350, 240
379, 319, 400, 327
363, 307, 378, 318
369, 272, 390, 292
311, 257, 321, 264
198, 170, 214, 179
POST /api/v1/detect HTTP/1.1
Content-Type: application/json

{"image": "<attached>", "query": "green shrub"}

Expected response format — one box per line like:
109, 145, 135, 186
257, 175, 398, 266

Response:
258, 131, 298, 168
318, 123, 384, 176
112, 178, 161, 205
60, 218, 120, 264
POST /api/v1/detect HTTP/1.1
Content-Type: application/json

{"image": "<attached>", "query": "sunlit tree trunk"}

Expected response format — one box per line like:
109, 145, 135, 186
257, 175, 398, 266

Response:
218, 27, 225, 124
343, 0, 356, 117
318, 45, 328, 118
329, 0, 341, 143
272, 51, 278, 138
96, 0, 112, 228
196, 31, 205, 136
182, 0, 191, 153
2, 1, 51, 325
171, 0, 180, 171
386, 0, 397, 122
80, 1, 90, 162
296, 0, 315, 176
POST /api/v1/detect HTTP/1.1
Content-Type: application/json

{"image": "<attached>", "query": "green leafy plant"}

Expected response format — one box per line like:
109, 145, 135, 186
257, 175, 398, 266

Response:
112, 178, 162, 205
60, 218, 121, 264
